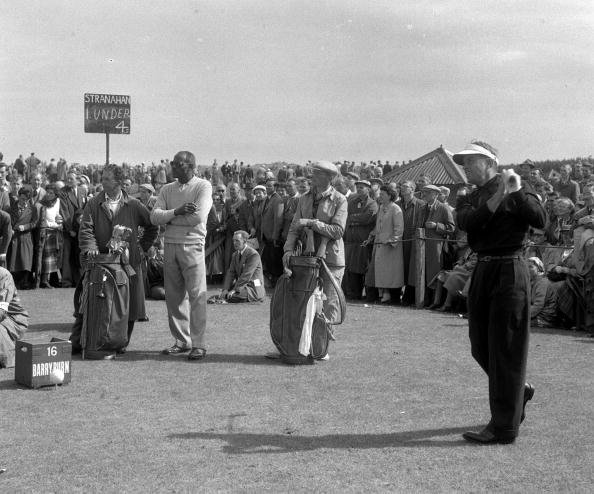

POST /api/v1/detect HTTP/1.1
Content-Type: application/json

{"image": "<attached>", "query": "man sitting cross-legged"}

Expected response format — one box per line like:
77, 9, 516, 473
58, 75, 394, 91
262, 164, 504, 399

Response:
220, 230, 265, 303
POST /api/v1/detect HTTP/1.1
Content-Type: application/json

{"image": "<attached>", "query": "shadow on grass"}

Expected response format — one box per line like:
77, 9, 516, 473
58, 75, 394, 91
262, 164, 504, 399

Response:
168, 425, 482, 452
27, 322, 72, 334
0, 376, 16, 390
121, 350, 283, 366
574, 336, 594, 343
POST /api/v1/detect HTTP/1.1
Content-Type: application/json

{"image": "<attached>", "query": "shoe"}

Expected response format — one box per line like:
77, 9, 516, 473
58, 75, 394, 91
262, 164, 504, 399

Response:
462, 427, 516, 445
188, 347, 207, 360
85, 350, 116, 360
40, 282, 54, 289
316, 353, 330, 361
380, 299, 391, 305
161, 345, 191, 355
521, 383, 535, 423
138, 317, 149, 322
438, 305, 453, 312
61, 281, 74, 288
116, 347, 127, 355
427, 303, 440, 310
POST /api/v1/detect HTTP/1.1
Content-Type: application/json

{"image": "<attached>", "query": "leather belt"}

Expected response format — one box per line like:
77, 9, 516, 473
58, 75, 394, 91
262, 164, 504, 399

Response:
477, 255, 523, 262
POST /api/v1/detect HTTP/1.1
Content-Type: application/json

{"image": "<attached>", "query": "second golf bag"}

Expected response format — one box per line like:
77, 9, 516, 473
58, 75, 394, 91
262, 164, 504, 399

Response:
270, 231, 346, 365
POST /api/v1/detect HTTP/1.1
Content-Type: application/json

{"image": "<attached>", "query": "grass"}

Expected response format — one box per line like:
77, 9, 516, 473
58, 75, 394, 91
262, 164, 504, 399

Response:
1, 287, 593, 493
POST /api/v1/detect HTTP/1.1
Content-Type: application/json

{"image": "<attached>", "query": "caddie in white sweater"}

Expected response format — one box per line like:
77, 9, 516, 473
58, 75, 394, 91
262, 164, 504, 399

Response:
150, 151, 213, 360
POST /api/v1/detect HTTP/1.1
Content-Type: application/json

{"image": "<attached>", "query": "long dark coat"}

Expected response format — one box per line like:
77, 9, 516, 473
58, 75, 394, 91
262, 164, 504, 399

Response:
78, 191, 158, 321
344, 194, 378, 274
422, 200, 455, 283
397, 196, 426, 286
8, 201, 37, 272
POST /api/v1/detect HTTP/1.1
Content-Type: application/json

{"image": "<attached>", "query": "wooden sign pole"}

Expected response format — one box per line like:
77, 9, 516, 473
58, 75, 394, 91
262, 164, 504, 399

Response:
105, 132, 110, 165
415, 227, 426, 309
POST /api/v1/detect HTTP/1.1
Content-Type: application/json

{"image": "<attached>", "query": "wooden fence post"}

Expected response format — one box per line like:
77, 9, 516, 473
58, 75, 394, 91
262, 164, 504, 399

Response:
415, 228, 426, 309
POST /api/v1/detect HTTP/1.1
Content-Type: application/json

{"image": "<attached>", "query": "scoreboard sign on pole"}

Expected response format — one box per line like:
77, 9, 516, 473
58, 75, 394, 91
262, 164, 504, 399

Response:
84, 93, 131, 134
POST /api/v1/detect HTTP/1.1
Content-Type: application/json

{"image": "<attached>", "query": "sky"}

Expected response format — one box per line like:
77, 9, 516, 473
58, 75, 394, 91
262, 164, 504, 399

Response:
1, 0, 593, 166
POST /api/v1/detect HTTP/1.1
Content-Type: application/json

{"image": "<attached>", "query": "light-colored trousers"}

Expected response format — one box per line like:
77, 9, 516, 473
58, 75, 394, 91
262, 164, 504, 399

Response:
321, 265, 345, 325
164, 243, 207, 349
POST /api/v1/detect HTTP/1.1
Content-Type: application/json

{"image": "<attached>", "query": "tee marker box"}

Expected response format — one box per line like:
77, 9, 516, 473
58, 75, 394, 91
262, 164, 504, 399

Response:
14, 337, 72, 388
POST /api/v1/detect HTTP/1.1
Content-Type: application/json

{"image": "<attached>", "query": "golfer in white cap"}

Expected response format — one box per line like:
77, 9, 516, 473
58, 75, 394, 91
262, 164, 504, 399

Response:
454, 140, 547, 444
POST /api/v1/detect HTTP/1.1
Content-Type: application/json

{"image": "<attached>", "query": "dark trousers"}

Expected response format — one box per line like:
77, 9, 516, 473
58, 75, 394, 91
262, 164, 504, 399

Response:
261, 238, 283, 281
402, 285, 415, 304
61, 235, 81, 285
467, 258, 530, 437
343, 270, 365, 299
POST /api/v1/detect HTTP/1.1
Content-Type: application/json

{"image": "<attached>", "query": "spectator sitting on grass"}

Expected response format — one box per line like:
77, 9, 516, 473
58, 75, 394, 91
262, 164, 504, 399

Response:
0, 266, 29, 368
220, 230, 265, 303
528, 257, 559, 328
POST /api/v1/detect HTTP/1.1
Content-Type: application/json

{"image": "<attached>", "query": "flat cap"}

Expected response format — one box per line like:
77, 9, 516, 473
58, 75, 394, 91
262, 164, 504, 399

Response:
312, 160, 339, 176
354, 180, 371, 188
139, 183, 155, 193
369, 177, 384, 186
344, 171, 359, 180
521, 159, 535, 168
422, 184, 441, 193
252, 184, 266, 193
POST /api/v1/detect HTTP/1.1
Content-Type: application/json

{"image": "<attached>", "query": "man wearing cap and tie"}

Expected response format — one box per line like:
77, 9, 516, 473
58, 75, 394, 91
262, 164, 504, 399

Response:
421, 184, 455, 301
454, 140, 547, 444
221, 230, 265, 303
283, 160, 347, 348
343, 180, 378, 300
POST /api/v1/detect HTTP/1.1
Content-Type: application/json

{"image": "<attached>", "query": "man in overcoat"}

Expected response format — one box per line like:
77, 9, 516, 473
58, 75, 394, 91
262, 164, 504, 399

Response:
343, 180, 378, 300
71, 164, 157, 357
260, 178, 284, 286
60, 170, 88, 287
397, 180, 426, 305
421, 184, 455, 303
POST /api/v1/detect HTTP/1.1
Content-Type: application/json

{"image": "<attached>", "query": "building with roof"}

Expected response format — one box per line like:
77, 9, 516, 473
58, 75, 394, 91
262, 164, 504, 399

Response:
383, 145, 468, 202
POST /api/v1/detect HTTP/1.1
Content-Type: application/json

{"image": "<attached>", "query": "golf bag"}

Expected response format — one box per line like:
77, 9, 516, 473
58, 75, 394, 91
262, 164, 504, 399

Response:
79, 253, 130, 358
270, 233, 346, 365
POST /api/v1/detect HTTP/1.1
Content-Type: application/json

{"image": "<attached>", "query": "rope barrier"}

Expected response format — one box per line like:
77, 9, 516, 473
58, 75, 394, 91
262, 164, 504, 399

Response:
368, 236, 576, 249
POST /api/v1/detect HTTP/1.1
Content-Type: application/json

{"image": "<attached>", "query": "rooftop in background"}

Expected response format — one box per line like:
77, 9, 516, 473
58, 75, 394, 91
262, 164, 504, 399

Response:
383, 145, 467, 185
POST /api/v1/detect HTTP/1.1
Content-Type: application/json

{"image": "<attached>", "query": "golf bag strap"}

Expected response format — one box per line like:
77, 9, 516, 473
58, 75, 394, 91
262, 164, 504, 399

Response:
319, 258, 346, 326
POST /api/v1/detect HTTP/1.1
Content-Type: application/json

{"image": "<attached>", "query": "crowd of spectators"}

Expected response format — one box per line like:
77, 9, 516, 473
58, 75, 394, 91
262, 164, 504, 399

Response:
0, 150, 592, 335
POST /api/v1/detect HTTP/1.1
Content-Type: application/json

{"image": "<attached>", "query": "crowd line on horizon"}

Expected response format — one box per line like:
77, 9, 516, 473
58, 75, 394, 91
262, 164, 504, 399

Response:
0, 150, 592, 336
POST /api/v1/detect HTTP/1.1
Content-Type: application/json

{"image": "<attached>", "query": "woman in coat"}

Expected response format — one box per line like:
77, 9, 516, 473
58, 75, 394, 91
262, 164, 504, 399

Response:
205, 191, 226, 282
365, 185, 404, 303
8, 187, 37, 289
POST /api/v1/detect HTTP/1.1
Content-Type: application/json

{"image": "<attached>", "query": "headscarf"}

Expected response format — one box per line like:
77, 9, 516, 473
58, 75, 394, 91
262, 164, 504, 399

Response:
527, 256, 545, 274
